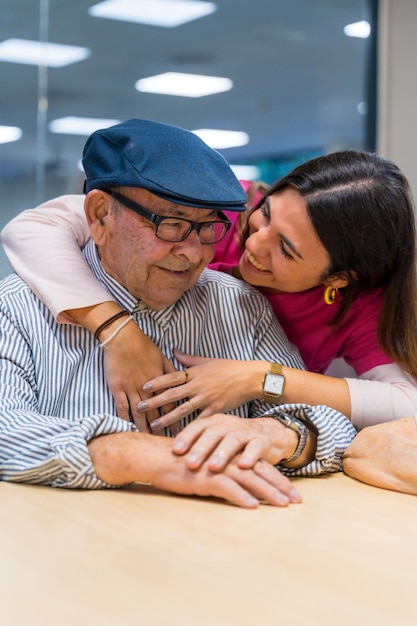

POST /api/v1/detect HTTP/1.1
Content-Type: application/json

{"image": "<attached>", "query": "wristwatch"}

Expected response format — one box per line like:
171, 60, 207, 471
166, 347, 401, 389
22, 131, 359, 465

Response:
262, 363, 285, 404
263, 408, 308, 463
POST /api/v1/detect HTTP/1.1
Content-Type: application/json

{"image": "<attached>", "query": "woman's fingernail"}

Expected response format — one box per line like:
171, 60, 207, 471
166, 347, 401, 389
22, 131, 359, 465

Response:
174, 349, 185, 355
209, 453, 223, 467
186, 452, 200, 466
289, 488, 302, 502
274, 492, 290, 505
173, 439, 185, 452
244, 495, 259, 508
150, 419, 161, 430
143, 383, 153, 391
137, 401, 148, 411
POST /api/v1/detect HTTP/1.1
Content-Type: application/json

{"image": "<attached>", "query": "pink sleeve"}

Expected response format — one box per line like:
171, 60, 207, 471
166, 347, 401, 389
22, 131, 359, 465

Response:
346, 363, 417, 429
1, 194, 114, 323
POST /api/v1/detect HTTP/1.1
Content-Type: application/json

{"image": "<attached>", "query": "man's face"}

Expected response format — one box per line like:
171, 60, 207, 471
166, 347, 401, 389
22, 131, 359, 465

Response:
98, 188, 216, 310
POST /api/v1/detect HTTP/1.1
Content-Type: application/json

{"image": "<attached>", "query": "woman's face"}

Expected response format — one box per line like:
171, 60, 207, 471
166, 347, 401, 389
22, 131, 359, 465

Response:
238, 187, 331, 293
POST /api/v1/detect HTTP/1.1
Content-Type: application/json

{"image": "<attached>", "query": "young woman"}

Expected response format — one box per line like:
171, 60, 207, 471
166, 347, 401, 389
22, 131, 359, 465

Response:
3, 150, 417, 430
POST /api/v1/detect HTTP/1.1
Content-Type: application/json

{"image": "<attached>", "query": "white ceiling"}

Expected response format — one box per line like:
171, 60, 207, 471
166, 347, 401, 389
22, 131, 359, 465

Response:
1, 0, 374, 183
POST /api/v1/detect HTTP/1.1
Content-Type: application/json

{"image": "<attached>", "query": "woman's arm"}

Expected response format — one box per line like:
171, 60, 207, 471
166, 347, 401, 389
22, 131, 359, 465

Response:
346, 363, 417, 429
137, 356, 417, 432
343, 416, 417, 495
277, 362, 417, 428
1, 195, 112, 322
136, 353, 352, 430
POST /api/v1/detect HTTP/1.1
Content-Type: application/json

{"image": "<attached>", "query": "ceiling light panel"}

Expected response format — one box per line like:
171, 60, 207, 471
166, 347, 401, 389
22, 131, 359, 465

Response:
49, 117, 121, 135
0, 126, 22, 144
344, 21, 371, 38
136, 72, 232, 97
0, 39, 90, 67
230, 164, 261, 180
89, 0, 217, 27
192, 129, 249, 149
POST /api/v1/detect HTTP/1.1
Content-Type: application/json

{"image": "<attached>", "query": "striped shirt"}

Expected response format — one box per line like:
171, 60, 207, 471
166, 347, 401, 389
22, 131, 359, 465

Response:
0, 240, 356, 489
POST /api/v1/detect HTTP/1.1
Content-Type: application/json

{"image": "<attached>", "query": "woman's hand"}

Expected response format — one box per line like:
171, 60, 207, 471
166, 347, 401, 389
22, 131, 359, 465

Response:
102, 321, 178, 432
172, 413, 299, 474
139, 351, 269, 431
152, 452, 302, 508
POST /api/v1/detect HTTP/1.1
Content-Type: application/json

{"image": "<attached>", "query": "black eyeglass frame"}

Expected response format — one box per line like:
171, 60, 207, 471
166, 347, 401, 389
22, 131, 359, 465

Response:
108, 190, 232, 244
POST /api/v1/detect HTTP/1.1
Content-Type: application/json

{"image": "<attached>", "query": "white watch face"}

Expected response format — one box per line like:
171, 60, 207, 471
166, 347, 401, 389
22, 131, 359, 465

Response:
264, 373, 285, 395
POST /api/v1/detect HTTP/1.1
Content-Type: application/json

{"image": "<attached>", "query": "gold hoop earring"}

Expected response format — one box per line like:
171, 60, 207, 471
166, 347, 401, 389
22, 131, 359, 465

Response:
323, 285, 337, 305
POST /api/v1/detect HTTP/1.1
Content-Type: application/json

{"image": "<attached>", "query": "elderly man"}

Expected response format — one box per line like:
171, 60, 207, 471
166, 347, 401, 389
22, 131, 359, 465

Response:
0, 119, 355, 508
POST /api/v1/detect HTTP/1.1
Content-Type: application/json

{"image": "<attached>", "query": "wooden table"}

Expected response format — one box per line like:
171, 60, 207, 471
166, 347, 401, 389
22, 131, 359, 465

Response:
1, 473, 416, 626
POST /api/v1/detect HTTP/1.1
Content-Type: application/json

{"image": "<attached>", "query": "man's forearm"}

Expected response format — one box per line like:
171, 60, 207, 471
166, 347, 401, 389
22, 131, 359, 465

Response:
88, 430, 303, 508
0, 402, 134, 489
87, 431, 166, 485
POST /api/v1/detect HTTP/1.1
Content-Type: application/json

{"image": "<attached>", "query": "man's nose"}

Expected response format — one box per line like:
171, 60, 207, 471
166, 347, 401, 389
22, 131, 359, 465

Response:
173, 229, 204, 262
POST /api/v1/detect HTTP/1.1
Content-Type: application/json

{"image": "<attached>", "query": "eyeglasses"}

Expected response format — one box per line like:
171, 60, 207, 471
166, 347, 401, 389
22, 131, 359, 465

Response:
109, 190, 231, 244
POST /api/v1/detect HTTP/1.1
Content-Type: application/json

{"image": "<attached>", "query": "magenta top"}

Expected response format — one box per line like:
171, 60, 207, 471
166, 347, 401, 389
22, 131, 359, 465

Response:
210, 200, 390, 376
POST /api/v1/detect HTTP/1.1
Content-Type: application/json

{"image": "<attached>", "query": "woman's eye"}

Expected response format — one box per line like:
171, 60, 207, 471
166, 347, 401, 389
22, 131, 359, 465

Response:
279, 241, 293, 260
260, 203, 270, 219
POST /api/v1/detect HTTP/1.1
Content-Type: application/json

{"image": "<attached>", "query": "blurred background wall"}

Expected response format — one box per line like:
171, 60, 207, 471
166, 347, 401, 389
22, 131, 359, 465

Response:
377, 0, 417, 198
1, 0, 416, 280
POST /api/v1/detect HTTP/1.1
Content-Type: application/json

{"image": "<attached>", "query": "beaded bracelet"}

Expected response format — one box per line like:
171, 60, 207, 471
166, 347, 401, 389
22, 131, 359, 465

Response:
99, 315, 134, 348
93, 310, 130, 341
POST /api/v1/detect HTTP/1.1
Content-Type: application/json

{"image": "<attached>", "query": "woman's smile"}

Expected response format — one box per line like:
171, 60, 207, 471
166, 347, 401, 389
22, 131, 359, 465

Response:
245, 250, 270, 273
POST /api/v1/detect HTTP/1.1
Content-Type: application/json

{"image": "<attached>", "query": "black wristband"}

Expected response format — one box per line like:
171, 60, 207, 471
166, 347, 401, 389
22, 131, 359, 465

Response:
93, 310, 130, 341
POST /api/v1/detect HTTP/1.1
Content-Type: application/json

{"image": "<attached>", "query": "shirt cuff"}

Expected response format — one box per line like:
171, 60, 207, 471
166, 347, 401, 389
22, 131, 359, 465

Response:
271, 403, 357, 477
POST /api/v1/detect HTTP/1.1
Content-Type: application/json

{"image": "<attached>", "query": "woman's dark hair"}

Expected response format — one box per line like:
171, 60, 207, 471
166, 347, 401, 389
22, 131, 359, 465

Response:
248, 150, 417, 378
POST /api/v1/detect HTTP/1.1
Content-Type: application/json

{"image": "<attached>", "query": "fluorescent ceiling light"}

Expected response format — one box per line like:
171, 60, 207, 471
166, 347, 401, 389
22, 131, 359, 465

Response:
49, 117, 120, 136
357, 101, 368, 115
192, 129, 249, 150
89, 0, 217, 27
136, 72, 232, 98
0, 125, 22, 144
0, 39, 90, 67
344, 21, 371, 38
230, 164, 261, 181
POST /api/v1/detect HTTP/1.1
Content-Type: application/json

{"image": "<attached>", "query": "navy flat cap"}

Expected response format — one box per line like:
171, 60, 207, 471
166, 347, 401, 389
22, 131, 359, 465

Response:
82, 118, 247, 211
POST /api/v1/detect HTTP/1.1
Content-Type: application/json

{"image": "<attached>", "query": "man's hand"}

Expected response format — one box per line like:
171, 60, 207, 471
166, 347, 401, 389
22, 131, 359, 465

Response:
101, 322, 179, 433
343, 417, 417, 495
66, 303, 179, 433
88, 430, 302, 509
172, 414, 299, 471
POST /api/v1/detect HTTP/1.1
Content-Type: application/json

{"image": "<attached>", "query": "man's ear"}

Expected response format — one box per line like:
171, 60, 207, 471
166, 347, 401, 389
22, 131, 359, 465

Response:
84, 190, 111, 245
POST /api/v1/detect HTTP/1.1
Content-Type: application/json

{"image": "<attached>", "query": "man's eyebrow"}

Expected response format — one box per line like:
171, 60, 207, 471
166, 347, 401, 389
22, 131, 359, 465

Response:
279, 233, 304, 259
165, 206, 217, 219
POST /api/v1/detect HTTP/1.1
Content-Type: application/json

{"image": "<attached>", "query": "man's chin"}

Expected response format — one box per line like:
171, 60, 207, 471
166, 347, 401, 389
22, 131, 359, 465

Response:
141, 287, 191, 310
